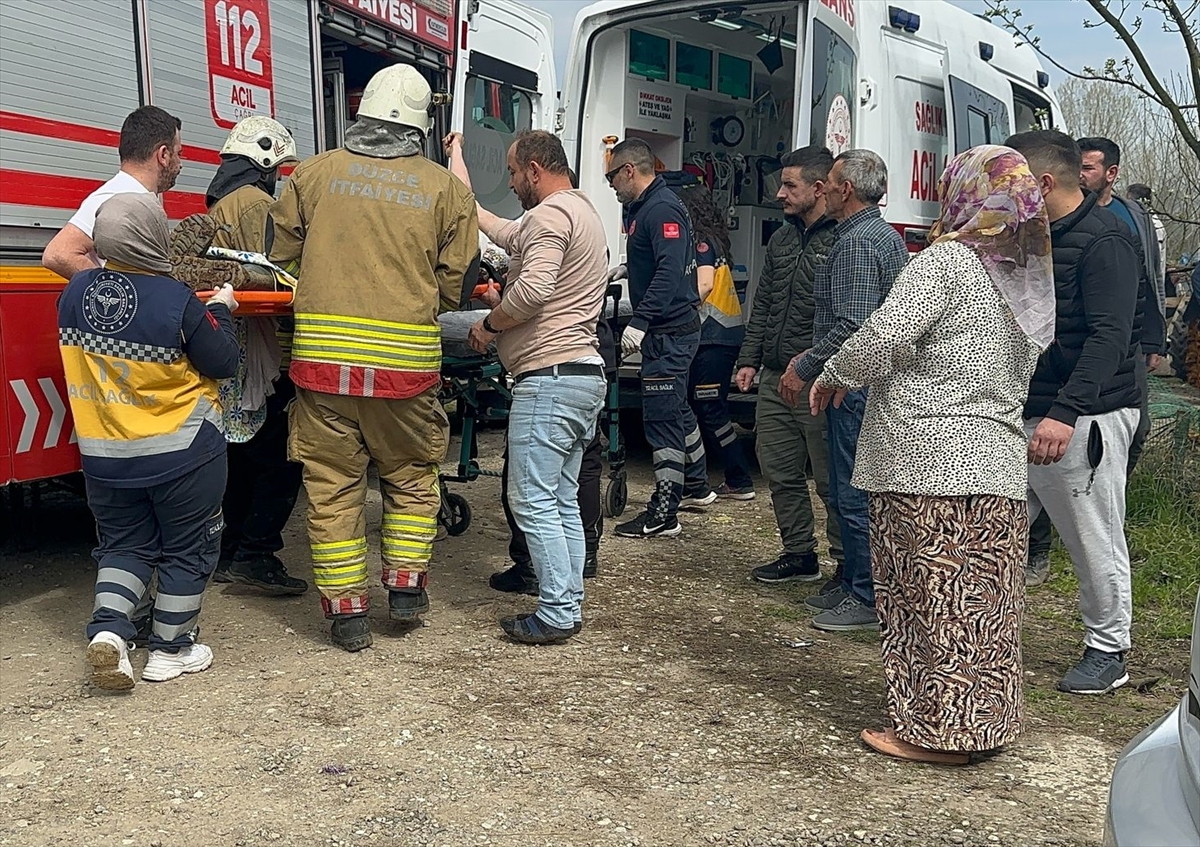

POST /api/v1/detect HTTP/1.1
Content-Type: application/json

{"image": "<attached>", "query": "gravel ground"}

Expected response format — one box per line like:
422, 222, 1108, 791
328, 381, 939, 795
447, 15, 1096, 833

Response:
0, 430, 1188, 847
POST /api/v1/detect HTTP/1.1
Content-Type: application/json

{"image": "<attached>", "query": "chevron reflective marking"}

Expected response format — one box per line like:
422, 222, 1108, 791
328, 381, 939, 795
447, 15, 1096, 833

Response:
10, 380, 39, 454
38, 378, 65, 450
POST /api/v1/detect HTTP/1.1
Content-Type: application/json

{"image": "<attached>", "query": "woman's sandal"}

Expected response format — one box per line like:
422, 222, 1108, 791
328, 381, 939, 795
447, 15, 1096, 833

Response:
860, 728, 970, 765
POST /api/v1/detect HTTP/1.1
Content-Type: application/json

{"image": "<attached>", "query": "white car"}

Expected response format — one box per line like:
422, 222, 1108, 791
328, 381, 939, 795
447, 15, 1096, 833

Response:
1103, 588, 1200, 846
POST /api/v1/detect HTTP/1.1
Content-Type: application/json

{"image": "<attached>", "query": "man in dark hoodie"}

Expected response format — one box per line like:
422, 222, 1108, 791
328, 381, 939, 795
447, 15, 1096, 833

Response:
1006, 130, 1142, 695
205, 116, 308, 596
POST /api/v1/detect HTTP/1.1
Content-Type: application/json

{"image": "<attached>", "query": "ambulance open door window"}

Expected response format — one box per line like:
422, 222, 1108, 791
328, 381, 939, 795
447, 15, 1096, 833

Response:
1012, 85, 1053, 132
809, 21, 856, 153
948, 77, 1010, 154
461, 55, 535, 220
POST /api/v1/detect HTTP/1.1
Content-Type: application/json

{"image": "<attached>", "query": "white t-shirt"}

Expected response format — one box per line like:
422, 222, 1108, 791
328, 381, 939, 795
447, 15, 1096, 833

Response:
68, 170, 154, 238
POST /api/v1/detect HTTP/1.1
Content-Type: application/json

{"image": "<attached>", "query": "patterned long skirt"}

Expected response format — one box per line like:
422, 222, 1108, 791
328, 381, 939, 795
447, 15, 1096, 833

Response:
869, 492, 1027, 753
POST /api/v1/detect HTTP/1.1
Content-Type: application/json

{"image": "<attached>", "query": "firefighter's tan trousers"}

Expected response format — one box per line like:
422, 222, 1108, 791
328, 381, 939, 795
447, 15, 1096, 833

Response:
289, 386, 448, 618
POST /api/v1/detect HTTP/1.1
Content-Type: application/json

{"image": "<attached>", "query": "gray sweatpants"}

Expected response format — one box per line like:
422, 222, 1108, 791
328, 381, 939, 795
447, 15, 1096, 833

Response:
1025, 407, 1139, 654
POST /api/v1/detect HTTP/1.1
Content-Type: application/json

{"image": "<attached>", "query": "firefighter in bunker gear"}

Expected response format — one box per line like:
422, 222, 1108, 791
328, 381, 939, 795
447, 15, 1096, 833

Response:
269, 64, 480, 651
204, 116, 308, 596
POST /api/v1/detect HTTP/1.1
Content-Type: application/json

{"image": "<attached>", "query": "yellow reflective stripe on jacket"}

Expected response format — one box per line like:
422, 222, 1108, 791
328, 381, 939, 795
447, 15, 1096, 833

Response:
292, 313, 441, 372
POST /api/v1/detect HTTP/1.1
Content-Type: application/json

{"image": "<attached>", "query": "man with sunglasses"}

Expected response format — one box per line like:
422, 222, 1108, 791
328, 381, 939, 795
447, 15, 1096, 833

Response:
605, 139, 709, 538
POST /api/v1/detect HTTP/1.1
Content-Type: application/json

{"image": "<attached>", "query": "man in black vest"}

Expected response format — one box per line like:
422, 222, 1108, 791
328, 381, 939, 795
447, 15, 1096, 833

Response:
1006, 131, 1142, 695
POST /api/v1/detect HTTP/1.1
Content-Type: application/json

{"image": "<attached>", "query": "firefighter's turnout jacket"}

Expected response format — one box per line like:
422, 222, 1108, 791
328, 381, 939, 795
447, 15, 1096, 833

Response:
268, 147, 479, 618
269, 148, 479, 400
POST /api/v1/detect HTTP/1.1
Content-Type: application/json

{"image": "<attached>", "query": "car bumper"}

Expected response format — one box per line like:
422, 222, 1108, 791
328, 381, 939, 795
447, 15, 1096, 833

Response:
1103, 701, 1200, 847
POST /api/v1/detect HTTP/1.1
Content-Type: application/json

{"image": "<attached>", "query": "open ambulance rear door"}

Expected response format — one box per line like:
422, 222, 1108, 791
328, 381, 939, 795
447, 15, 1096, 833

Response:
451, 0, 557, 221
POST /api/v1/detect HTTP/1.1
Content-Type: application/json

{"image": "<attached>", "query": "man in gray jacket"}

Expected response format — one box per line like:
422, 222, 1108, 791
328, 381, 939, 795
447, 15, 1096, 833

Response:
735, 146, 843, 590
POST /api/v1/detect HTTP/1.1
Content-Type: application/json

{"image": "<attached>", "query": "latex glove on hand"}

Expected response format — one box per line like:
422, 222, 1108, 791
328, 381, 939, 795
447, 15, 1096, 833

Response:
607, 264, 628, 282
621, 325, 645, 358
208, 283, 239, 313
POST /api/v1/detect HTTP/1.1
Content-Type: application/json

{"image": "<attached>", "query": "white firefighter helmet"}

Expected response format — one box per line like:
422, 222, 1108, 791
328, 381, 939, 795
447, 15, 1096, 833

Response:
220, 116, 299, 170
357, 64, 433, 135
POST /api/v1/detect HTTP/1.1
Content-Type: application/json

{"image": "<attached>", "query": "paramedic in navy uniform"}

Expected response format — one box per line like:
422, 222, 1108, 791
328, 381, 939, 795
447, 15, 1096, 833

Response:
57, 194, 240, 691
605, 138, 711, 539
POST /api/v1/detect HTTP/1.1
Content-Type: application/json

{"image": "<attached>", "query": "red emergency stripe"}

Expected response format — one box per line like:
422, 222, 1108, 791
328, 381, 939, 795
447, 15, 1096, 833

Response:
0, 168, 207, 219
0, 110, 222, 165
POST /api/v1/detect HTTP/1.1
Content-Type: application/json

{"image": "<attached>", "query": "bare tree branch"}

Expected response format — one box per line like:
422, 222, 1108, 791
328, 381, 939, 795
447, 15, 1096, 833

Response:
984, 0, 1200, 167
1081, 0, 1200, 160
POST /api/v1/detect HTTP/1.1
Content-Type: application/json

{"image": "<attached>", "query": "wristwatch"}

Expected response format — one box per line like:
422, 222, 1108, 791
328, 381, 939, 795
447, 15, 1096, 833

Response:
482, 315, 500, 334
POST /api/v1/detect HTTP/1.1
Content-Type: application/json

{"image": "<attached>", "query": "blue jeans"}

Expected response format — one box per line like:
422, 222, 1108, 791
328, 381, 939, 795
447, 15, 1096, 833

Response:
827, 389, 874, 606
507, 370, 606, 629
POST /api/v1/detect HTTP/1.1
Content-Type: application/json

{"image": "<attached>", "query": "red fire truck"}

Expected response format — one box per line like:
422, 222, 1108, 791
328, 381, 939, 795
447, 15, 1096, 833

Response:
0, 0, 556, 487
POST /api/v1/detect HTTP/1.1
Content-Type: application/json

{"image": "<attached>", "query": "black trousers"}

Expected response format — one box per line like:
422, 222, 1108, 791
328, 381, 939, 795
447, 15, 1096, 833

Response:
220, 377, 303, 564
687, 344, 753, 490
87, 455, 226, 651
503, 423, 604, 570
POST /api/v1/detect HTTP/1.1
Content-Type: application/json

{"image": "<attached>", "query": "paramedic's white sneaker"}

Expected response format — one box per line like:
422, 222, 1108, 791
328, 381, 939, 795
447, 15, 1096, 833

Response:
86, 631, 135, 691
142, 643, 214, 682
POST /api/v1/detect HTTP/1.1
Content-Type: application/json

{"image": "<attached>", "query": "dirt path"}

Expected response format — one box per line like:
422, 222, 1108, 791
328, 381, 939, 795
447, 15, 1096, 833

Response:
0, 432, 1188, 847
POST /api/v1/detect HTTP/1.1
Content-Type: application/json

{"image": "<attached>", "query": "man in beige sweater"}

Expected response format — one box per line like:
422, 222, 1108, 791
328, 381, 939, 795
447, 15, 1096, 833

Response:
448, 130, 609, 644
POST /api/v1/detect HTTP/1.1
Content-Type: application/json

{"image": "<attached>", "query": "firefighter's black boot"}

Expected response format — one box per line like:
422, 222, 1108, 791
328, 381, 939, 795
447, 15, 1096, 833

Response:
388, 589, 430, 621
330, 613, 372, 652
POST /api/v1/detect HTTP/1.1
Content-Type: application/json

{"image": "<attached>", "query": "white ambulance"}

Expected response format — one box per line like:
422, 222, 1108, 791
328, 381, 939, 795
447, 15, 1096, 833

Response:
559, 0, 1063, 312
0, 0, 556, 486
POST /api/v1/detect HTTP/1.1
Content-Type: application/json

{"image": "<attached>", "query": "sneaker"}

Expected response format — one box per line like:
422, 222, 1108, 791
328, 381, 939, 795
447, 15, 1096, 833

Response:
751, 552, 822, 584
715, 483, 756, 501
614, 512, 682, 539
226, 555, 309, 596
488, 563, 538, 595
502, 612, 582, 636
1058, 647, 1129, 695
811, 596, 881, 632
583, 549, 598, 579
500, 613, 575, 644
388, 589, 430, 622
679, 488, 718, 510
804, 586, 848, 611
331, 614, 373, 652
1025, 551, 1051, 587
211, 558, 234, 584
817, 576, 842, 596
86, 631, 135, 691
142, 643, 214, 682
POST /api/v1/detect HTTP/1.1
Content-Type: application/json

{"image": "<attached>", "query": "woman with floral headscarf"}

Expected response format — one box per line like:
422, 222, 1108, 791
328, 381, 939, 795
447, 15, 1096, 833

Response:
809, 145, 1055, 764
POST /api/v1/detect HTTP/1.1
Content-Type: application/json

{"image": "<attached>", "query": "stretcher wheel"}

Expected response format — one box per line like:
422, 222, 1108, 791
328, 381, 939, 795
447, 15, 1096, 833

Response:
604, 477, 628, 518
440, 492, 472, 536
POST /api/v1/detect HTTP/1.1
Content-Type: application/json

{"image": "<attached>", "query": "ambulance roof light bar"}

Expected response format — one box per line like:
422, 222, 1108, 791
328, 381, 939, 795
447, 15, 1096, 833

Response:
887, 6, 921, 33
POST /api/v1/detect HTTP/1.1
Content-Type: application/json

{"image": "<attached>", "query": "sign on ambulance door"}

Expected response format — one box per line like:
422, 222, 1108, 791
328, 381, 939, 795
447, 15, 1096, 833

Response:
802, 0, 859, 155
204, 0, 276, 128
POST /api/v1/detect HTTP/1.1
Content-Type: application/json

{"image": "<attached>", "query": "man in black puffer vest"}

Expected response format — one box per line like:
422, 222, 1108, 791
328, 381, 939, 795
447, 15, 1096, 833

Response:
1007, 131, 1142, 696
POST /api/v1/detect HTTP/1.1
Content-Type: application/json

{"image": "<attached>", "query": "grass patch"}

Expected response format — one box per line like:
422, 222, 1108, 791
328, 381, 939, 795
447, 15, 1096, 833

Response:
762, 603, 808, 623
1124, 446, 1200, 641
